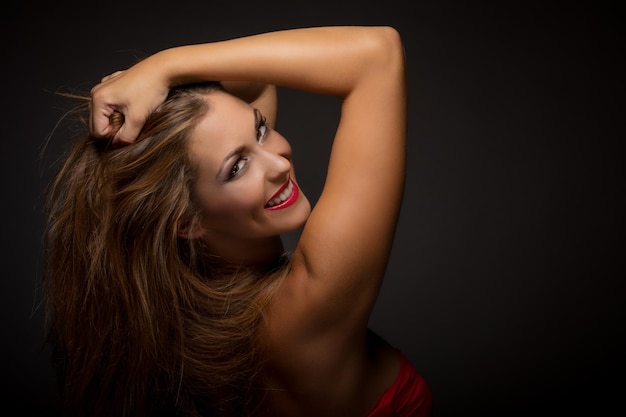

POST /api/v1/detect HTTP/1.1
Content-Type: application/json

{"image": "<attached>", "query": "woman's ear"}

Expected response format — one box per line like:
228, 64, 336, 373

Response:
177, 217, 207, 239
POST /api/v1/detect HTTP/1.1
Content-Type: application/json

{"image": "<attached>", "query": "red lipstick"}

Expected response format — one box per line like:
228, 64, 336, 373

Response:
265, 179, 299, 211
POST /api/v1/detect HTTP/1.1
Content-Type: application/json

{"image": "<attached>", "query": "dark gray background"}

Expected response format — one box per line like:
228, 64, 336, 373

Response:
3, 1, 623, 416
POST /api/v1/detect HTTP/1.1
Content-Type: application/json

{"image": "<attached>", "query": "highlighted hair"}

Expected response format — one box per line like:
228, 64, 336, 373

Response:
43, 83, 286, 417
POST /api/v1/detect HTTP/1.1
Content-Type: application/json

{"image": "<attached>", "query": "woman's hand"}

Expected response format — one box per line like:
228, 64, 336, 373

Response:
89, 60, 170, 147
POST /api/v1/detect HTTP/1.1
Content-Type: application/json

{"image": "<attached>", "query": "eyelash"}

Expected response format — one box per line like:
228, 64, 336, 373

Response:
256, 114, 269, 144
228, 112, 270, 180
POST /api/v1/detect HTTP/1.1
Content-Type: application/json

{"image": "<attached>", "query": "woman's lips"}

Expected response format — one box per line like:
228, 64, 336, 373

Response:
265, 179, 299, 210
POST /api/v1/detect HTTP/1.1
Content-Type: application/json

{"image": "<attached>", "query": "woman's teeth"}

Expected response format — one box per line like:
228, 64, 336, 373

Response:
267, 181, 293, 207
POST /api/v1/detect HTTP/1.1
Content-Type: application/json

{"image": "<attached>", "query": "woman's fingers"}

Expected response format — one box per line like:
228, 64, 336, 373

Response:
89, 64, 169, 146
89, 101, 115, 138
89, 104, 142, 147
111, 112, 144, 147
89, 72, 127, 139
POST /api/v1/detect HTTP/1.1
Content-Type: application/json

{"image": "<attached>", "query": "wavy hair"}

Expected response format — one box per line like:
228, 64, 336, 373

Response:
43, 82, 287, 417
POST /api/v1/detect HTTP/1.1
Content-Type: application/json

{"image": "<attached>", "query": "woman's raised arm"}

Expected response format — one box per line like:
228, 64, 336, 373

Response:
89, 25, 407, 341
90, 27, 402, 143
266, 27, 407, 347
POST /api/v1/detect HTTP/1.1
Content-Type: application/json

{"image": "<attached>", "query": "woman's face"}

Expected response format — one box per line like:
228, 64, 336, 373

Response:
188, 91, 311, 246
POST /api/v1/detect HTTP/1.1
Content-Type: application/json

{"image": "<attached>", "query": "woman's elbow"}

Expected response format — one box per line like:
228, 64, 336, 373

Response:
364, 26, 406, 75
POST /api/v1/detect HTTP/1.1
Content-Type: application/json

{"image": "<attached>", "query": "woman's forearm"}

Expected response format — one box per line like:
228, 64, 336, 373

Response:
153, 26, 400, 98
89, 26, 403, 145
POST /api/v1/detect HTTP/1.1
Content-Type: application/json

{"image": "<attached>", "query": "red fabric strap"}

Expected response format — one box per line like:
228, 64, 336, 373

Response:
366, 353, 433, 417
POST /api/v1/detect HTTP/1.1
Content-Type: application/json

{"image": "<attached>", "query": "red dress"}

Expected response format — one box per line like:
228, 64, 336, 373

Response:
366, 352, 433, 417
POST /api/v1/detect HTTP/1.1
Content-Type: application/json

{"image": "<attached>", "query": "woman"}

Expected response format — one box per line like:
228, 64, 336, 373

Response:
43, 26, 432, 417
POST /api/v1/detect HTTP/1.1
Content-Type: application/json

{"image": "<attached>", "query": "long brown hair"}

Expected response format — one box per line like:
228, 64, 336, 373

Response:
43, 82, 287, 417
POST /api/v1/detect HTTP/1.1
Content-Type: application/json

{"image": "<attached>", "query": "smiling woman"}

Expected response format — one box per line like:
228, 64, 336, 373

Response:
182, 90, 311, 264
43, 26, 432, 417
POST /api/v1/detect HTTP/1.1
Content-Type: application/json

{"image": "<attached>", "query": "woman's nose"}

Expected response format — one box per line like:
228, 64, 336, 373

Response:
263, 149, 291, 181
261, 132, 293, 181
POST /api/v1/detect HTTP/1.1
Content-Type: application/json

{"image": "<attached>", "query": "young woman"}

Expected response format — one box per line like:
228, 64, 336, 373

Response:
44, 26, 432, 417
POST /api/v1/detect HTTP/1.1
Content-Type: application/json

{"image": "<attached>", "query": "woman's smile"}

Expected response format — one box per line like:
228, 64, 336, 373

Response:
265, 178, 299, 210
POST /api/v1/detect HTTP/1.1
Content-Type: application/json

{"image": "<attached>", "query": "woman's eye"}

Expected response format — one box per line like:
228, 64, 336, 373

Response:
229, 157, 248, 179
256, 116, 269, 143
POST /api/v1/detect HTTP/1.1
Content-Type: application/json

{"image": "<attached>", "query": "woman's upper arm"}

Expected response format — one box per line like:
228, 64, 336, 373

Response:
285, 28, 407, 337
